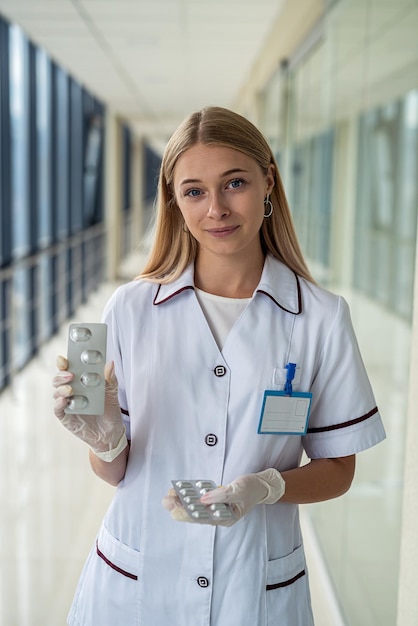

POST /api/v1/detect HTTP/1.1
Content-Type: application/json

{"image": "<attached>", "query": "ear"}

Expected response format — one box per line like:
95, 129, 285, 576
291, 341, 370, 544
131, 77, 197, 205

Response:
265, 164, 275, 195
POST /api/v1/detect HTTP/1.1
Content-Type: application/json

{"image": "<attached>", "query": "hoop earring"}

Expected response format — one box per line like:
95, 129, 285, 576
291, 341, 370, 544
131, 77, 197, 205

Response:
264, 195, 273, 218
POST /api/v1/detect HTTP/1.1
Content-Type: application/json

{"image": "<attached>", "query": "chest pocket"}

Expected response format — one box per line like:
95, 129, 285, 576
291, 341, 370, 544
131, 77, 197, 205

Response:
273, 367, 302, 390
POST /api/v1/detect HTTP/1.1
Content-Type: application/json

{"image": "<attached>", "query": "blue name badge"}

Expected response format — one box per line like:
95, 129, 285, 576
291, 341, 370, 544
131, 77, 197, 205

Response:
257, 390, 312, 435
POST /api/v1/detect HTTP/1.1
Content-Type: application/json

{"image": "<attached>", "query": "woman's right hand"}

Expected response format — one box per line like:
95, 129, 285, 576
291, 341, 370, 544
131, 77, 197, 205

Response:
52, 356, 128, 462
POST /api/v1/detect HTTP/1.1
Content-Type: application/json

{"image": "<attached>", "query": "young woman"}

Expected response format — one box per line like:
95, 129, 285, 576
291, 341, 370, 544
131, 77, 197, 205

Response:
53, 106, 385, 625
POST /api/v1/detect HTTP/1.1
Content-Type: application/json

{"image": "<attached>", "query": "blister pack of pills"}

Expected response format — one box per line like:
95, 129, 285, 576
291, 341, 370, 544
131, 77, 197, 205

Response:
65, 323, 107, 415
171, 480, 234, 522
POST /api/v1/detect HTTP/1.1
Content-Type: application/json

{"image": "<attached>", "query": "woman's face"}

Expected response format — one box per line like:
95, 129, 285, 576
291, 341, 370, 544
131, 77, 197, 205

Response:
173, 143, 274, 263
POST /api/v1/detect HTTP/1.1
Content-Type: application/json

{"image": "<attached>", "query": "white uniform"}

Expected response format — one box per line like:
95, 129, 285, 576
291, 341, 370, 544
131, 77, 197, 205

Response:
68, 254, 385, 626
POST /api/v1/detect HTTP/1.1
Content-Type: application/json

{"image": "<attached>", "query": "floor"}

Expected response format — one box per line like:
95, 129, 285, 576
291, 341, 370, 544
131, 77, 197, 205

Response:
0, 251, 404, 625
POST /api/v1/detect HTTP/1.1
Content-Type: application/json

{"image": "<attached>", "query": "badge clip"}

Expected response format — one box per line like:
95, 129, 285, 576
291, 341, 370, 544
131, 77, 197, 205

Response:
284, 362, 296, 395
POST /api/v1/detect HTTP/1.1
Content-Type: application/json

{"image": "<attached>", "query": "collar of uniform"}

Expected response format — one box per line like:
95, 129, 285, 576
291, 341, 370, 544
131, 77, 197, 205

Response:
153, 255, 301, 314
255, 255, 301, 315
153, 263, 195, 305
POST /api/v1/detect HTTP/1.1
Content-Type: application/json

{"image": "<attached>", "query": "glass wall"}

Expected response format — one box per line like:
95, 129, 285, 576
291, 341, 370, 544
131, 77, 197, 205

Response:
291, 130, 334, 277
10, 24, 31, 260
121, 125, 133, 257
354, 92, 418, 320
36, 48, 53, 343
143, 142, 162, 206
0, 17, 11, 388
9, 25, 32, 369
0, 16, 106, 390
36, 48, 52, 250
260, 0, 418, 624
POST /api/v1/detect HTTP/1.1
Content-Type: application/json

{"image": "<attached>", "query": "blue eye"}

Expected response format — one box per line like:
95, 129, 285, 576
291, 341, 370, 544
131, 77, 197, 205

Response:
229, 179, 245, 189
185, 189, 201, 197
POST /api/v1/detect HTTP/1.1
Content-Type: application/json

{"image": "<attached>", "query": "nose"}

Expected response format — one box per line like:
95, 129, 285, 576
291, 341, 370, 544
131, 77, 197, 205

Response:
207, 192, 229, 219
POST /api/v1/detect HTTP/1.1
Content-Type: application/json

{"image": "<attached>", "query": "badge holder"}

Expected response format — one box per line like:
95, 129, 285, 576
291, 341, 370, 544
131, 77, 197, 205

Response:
257, 363, 312, 435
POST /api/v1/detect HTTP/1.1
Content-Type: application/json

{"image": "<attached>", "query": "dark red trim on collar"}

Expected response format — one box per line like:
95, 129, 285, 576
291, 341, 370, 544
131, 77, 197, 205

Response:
307, 406, 378, 434
256, 274, 302, 315
153, 285, 194, 305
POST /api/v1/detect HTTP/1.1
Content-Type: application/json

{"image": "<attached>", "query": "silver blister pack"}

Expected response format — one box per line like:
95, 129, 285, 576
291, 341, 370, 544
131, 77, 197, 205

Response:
171, 480, 234, 522
65, 323, 107, 415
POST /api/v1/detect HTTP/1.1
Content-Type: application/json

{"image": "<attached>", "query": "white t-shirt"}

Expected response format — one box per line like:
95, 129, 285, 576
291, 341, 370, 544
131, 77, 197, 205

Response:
195, 288, 251, 349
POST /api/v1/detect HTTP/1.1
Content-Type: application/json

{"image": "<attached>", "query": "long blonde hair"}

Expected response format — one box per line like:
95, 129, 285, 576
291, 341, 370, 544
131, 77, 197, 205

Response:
139, 106, 314, 283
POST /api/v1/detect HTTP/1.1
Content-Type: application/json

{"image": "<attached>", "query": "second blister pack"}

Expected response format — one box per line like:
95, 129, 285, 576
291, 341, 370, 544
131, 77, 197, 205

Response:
171, 479, 234, 522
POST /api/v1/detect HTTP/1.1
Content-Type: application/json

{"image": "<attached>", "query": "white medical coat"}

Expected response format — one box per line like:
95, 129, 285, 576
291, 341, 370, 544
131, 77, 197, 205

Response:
68, 255, 386, 626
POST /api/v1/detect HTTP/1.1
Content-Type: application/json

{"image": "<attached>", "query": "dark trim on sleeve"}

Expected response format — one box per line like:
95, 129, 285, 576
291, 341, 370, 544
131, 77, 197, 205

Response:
307, 406, 378, 434
266, 569, 306, 590
121, 408, 129, 416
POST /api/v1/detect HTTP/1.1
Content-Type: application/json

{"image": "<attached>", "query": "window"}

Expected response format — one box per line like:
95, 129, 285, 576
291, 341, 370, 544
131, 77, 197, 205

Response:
0, 14, 105, 390
9, 24, 30, 259
54, 65, 70, 241
0, 17, 11, 389
12, 267, 31, 369
70, 79, 83, 234
122, 125, 132, 212
83, 107, 104, 227
36, 48, 52, 248
291, 130, 334, 274
354, 91, 418, 319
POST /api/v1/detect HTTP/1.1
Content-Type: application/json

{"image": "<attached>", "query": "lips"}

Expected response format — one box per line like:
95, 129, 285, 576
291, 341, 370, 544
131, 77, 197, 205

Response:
206, 225, 239, 237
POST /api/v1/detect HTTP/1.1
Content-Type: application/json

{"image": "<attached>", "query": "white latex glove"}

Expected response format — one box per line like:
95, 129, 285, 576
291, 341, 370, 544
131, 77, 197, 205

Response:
52, 356, 128, 462
162, 469, 285, 527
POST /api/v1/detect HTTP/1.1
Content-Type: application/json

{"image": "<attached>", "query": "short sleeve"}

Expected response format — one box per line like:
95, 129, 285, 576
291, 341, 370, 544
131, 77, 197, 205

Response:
102, 289, 131, 440
303, 296, 386, 459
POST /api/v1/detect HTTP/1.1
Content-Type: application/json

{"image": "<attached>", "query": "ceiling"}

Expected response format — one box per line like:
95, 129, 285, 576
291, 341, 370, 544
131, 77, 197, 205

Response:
0, 0, 286, 137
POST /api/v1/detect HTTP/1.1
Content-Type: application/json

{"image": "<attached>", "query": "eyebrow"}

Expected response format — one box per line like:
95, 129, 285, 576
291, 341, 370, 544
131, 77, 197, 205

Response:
179, 168, 249, 186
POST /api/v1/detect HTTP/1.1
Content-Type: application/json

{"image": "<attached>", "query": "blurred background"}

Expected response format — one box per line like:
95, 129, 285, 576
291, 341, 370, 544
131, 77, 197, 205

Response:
0, 0, 417, 624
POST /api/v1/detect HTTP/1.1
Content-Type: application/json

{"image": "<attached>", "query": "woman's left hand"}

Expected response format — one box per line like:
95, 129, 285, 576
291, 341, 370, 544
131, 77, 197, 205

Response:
162, 469, 285, 527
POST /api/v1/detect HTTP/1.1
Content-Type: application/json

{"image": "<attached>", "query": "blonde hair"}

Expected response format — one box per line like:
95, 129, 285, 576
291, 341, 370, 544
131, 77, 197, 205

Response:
139, 106, 314, 284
